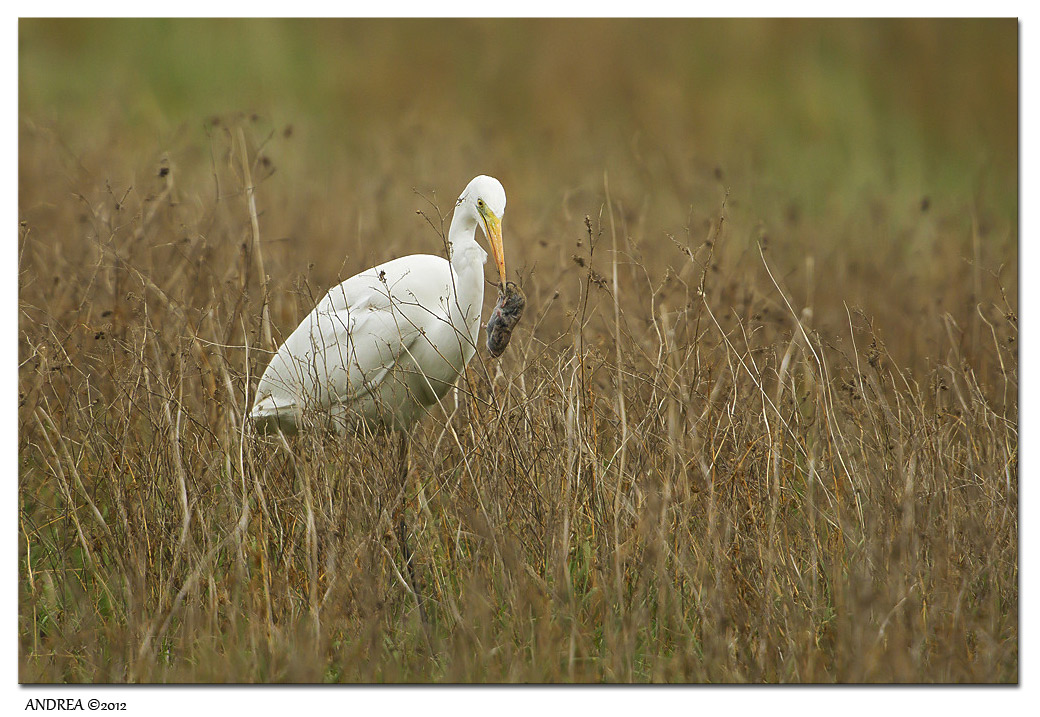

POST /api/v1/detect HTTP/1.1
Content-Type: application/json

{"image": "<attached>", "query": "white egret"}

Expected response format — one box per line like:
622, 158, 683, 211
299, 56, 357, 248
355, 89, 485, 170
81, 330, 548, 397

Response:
248, 175, 511, 641
249, 174, 508, 433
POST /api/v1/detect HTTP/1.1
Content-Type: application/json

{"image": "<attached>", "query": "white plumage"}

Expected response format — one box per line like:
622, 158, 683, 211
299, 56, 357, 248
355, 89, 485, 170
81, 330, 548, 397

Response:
250, 175, 508, 433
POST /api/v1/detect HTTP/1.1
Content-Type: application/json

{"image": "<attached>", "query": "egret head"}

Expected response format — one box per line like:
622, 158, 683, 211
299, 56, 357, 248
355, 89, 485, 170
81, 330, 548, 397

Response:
458, 175, 507, 286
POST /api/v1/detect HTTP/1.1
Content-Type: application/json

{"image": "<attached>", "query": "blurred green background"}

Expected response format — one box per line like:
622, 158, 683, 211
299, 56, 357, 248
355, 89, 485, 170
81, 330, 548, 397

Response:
20, 18, 1016, 214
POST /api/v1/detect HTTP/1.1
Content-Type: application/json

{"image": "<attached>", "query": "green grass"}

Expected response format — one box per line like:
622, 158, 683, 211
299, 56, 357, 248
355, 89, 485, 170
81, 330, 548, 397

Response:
19, 18, 1017, 683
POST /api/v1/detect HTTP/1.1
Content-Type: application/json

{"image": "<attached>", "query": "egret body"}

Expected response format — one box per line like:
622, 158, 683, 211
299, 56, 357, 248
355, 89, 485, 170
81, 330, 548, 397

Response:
249, 175, 508, 434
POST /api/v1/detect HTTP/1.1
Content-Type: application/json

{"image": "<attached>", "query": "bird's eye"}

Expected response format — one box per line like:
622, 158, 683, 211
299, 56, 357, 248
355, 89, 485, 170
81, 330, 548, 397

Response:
477, 199, 485, 208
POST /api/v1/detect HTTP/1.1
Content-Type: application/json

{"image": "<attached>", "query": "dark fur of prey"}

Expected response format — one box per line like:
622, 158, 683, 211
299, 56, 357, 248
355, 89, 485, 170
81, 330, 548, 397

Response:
486, 281, 526, 357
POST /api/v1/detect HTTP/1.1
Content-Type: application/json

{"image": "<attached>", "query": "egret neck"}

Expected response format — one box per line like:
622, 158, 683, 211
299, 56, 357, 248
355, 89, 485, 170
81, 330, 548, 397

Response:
444, 199, 489, 353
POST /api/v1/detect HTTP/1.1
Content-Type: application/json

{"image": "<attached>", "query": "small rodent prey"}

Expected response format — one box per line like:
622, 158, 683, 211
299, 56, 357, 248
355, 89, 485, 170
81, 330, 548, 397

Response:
486, 281, 526, 357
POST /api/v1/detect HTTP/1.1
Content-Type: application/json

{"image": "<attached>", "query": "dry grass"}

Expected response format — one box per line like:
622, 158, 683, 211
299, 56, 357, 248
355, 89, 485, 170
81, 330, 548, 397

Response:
18, 19, 1017, 683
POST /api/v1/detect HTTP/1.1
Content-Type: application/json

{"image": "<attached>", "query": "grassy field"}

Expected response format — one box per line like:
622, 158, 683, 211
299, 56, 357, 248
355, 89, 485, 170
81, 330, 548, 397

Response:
18, 19, 1017, 683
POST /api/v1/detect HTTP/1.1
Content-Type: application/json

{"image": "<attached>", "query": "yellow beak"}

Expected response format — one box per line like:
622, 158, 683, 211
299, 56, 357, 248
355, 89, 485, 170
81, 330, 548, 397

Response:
480, 210, 507, 288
